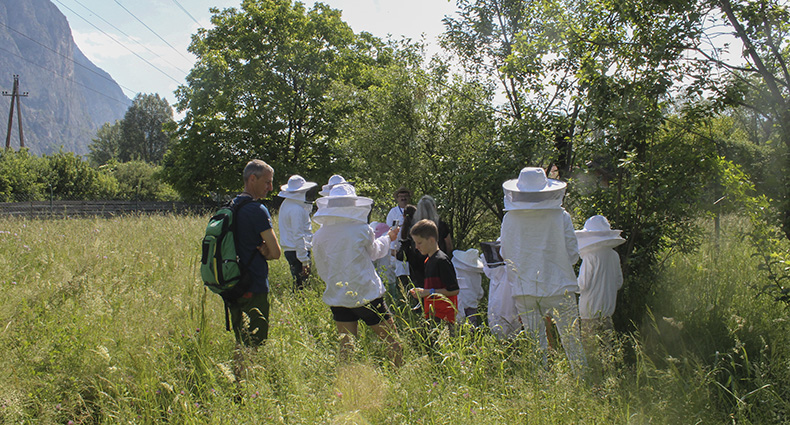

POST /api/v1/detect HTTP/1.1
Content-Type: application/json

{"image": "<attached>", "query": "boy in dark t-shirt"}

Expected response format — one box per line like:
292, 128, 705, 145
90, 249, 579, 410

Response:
408, 219, 459, 324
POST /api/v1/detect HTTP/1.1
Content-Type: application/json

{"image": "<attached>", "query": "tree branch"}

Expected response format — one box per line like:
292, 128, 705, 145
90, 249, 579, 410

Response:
762, 14, 790, 89
690, 46, 754, 73
718, 0, 787, 111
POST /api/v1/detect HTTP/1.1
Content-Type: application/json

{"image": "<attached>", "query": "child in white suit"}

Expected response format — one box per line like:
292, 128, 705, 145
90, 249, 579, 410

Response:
452, 248, 485, 326
575, 215, 625, 341
312, 183, 402, 366
481, 242, 521, 339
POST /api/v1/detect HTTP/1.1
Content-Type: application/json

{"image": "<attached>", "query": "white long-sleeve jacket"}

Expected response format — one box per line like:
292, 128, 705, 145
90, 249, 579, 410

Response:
385, 206, 409, 276
578, 247, 623, 319
313, 217, 391, 308
385, 206, 404, 228
454, 263, 484, 312
483, 259, 520, 339
278, 198, 313, 263
500, 208, 579, 298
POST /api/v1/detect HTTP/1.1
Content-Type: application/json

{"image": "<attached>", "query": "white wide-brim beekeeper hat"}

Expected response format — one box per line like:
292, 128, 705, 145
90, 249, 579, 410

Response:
575, 215, 625, 252
278, 174, 317, 201
313, 183, 373, 224
502, 167, 567, 210
452, 248, 484, 272
319, 174, 348, 197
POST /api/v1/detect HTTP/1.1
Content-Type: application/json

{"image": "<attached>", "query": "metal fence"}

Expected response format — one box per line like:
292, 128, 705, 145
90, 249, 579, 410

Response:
0, 199, 208, 218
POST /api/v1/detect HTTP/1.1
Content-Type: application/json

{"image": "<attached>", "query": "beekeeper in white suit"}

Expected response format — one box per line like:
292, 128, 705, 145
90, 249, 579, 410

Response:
499, 167, 586, 375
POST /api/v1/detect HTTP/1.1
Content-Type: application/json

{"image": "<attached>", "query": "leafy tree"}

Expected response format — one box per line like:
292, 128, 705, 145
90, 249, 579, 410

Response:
442, 0, 540, 121
44, 150, 118, 200
87, 120, 122, 166
332, 41, 501, 248
442, 0, 591, 215
119, 93, 174, 164
686, 0, 790, 238
328, 42, 425, 201
423, 74, 502, 248
105, 161, 179, 201
0, 149, 47, 201
164, 0, 386, 200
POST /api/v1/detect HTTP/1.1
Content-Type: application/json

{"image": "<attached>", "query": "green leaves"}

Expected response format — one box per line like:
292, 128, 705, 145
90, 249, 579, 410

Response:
44, 150, 119, 200
120, 94, 174, 165
87, 94, 174, 167
0, 149, 47, 201
87, 121, 122, 167
165, 0, 384, 200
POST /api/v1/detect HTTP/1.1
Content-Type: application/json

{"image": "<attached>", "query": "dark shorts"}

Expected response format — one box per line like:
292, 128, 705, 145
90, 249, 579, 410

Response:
330, 297, 391, 326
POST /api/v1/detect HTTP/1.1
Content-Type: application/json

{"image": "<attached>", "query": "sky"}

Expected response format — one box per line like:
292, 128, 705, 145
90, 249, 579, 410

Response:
51, 0, 744, 118
51, 0, 459, 108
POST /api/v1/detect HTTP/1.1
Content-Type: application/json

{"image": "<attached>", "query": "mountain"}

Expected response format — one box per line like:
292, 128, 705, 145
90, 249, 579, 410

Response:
0, 0, 130, 155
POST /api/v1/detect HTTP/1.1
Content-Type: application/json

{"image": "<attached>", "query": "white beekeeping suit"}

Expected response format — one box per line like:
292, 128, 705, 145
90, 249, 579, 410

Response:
312, 184, 390, 308
576, 215, 625, 323
499, 167, 586, 375
483, 253, 521, 339
278, 175, 317, 291
452, 249, 484, 325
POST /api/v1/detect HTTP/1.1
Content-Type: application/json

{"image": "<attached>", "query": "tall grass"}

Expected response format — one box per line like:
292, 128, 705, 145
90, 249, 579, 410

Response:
645, 215, 790, 423
0, 213, 786, 423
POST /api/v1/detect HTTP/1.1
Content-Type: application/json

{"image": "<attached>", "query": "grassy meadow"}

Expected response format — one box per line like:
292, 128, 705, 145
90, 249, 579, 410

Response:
0, 213, 788, 424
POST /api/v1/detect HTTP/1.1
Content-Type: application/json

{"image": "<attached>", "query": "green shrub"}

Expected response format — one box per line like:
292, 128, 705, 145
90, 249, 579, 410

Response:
105, 160, 180, 201
44, 150, 119, 200
0, 149, 47, 201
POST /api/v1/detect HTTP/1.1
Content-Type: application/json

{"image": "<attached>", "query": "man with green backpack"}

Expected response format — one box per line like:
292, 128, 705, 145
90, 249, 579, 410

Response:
223, 159, 281, 347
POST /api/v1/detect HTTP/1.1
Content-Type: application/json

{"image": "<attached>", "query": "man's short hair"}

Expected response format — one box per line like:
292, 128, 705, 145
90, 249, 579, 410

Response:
410, 219, 438, 241
394, 186, 411, 198
243, 160, 273, 183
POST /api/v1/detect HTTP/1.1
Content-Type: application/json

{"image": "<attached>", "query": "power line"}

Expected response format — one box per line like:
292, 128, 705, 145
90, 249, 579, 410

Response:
112, 0, 192, 62
68, 0, 190, 75
0, 44, 131, 107
51, 0, 183, 85
0, 21, 137, 97
171, 0, 201, 26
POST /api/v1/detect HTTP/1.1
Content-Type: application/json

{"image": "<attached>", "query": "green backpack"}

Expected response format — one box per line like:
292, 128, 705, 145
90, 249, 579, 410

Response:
200, 198, 258, 329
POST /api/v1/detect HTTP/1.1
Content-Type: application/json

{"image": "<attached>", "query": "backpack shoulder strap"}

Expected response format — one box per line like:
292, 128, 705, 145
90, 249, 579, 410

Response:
229, 197, 263, 268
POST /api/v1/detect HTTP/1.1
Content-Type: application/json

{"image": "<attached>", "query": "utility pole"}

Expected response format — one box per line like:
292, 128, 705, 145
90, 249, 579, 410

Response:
3, 75, 29, 149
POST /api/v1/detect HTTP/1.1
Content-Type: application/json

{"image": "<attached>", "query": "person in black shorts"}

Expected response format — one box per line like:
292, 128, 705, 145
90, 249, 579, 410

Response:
311, 183, 403, 366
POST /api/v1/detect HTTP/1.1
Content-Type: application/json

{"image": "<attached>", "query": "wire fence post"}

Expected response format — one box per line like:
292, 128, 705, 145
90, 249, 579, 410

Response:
713, 196, 726, 252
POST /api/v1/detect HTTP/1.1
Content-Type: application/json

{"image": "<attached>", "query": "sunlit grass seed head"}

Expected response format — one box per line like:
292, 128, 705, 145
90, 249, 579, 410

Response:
334, 363, 387, 414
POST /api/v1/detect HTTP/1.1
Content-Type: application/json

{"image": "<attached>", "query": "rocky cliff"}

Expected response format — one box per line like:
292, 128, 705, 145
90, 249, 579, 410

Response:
0, 0, 130, 155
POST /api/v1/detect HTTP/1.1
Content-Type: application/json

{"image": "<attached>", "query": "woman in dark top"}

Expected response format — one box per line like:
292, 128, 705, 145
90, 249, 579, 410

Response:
399, 195, 454, 288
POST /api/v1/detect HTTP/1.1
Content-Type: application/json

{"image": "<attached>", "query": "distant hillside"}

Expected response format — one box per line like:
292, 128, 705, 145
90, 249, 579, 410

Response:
0, 0, 130, 155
